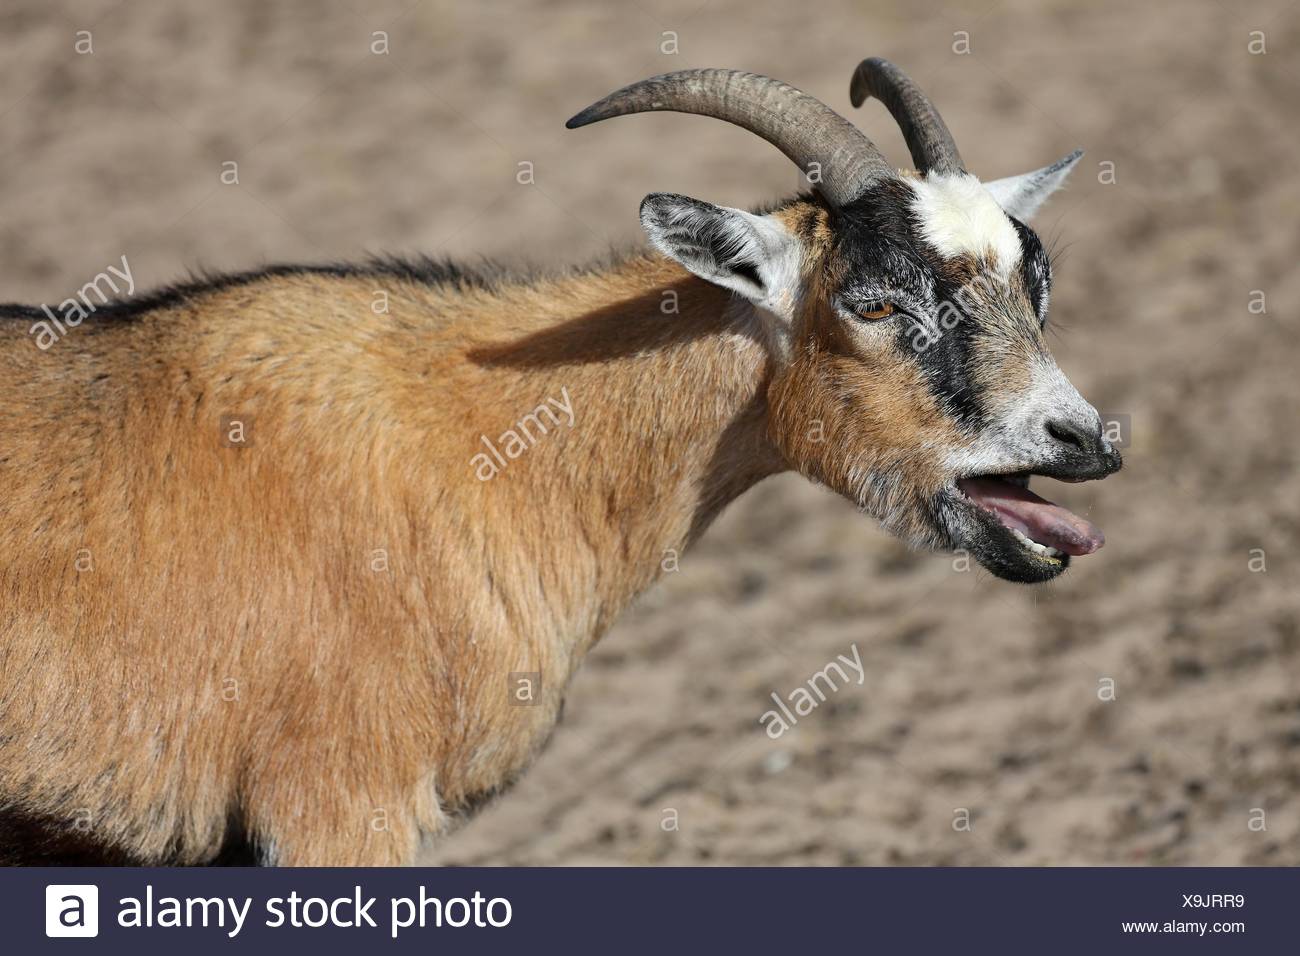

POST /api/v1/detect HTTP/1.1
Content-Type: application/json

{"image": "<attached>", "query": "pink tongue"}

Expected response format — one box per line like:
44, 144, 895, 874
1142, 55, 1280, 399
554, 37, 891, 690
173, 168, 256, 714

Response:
957, 477, 1105, 556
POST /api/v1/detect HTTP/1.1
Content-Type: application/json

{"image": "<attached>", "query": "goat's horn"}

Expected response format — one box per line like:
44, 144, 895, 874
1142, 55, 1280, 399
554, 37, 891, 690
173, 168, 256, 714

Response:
849, 58, 964, 174
566, 69, 893, 207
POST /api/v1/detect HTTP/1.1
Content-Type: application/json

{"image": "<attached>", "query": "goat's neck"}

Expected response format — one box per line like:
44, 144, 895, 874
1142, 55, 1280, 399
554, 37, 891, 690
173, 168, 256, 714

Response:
459, 257, 786, 659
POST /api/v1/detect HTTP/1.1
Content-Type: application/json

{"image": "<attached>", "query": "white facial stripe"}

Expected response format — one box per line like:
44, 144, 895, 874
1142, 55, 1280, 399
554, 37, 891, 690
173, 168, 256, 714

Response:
907, 172, 1022, 272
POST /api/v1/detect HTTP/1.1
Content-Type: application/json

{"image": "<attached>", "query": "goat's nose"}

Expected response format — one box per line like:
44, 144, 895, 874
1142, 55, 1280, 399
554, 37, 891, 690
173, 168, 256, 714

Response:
1045, 417, 1098, 454
1043, 416, 1122, 478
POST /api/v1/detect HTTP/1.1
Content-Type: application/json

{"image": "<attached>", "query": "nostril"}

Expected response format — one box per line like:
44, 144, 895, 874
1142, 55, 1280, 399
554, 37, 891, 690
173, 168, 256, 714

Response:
1045, 418, 1092, 452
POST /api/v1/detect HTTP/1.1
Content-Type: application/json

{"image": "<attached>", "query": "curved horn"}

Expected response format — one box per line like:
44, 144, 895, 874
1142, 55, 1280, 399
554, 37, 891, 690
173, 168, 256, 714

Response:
849, 58, 964, 174
566, 69, 894, 207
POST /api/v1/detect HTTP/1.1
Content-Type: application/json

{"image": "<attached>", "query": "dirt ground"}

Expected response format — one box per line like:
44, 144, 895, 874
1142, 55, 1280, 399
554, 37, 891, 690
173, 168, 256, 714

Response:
2, 0, 1297, 865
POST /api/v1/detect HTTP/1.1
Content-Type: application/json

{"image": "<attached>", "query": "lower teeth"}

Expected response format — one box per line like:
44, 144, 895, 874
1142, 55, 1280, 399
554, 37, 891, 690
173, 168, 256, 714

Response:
1010, 527, 1063, 560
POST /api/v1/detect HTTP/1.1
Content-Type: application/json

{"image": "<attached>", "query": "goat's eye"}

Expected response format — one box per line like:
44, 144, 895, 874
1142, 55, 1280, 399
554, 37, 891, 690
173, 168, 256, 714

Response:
855, 301, 894, 321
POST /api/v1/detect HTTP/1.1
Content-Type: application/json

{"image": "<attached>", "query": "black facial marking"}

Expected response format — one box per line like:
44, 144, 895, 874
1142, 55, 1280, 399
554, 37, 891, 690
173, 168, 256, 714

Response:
830, 184, 986, 429
908, 304, 982, 427
1010, 217, 1051, 321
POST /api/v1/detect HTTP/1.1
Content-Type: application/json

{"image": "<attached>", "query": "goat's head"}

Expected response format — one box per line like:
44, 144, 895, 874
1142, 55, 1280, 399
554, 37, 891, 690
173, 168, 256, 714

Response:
568, 60, 1121, 583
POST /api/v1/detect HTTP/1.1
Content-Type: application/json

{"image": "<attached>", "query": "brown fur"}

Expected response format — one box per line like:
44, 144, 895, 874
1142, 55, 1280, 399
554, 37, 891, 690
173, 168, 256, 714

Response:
0, 186, 1029, 864
0, 246, 791, 864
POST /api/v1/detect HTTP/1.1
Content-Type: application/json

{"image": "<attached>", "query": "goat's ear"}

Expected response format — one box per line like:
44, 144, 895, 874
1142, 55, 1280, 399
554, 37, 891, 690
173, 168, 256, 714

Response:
984, 149, 1083, 222
640, 193, 801, 320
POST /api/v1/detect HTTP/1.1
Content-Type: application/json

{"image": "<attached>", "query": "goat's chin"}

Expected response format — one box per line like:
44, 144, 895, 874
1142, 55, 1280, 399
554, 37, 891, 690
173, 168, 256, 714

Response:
834, 468, 1066, 582
847, 481, 1067, 583
962, 525, 1071, 583
932, 488, 1070, 584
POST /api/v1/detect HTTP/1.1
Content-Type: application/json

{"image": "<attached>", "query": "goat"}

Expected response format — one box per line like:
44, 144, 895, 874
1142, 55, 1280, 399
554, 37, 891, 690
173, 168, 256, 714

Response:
0, 59, 1120, 865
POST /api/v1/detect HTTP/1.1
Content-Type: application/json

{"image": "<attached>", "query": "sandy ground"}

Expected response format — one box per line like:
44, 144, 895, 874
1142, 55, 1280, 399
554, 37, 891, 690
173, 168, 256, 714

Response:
1, 0, 1297, 865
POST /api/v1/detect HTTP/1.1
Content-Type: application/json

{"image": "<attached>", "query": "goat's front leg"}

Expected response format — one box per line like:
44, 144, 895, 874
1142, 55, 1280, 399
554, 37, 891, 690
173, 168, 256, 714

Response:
246, 765, 436, 866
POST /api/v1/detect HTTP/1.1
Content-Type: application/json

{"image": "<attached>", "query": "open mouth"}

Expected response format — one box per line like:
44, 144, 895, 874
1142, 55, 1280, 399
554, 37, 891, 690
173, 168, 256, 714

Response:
948, 472, 1107, 581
